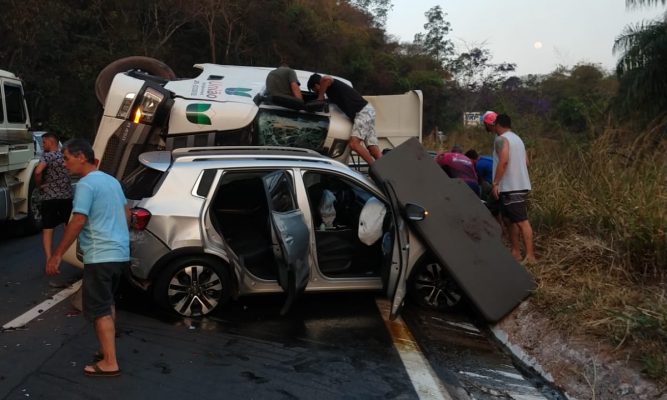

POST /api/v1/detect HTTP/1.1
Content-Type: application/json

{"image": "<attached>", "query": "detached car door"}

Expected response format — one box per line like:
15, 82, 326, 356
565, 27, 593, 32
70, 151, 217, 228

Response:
371, 138, 536, 322
262, 170, 311, 315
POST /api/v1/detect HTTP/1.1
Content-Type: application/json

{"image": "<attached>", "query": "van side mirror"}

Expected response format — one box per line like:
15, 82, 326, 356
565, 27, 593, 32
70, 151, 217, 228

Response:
404, 203, 427, 221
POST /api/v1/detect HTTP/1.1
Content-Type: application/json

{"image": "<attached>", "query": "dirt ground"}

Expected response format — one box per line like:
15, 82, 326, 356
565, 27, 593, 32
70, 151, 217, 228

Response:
493, 300, 667, 400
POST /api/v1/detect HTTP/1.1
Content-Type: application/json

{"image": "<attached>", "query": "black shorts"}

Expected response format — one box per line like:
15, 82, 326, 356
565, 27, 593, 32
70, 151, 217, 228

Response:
41, 198, 73, 229
82, 262, 126, 321
500, 191, 529, 223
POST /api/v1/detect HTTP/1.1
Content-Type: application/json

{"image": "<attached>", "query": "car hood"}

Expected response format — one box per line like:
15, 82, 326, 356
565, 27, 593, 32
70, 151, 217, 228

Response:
370, 138, 536, 322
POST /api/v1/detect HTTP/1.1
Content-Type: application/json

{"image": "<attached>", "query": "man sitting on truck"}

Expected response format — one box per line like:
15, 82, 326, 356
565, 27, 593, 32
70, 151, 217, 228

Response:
34, 131, 73, 261
265, 63, 304, 103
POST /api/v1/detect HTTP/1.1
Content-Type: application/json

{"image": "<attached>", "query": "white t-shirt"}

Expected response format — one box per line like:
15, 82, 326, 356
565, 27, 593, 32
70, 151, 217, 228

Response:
492, 131, 531, 192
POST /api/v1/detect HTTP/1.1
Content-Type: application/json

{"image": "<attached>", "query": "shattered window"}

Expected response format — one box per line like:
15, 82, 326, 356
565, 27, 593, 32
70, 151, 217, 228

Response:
256, 109, 328, 151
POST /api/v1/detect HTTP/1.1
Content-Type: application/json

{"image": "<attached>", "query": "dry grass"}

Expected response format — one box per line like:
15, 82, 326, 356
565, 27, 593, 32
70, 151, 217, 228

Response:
431, 124, 667, 383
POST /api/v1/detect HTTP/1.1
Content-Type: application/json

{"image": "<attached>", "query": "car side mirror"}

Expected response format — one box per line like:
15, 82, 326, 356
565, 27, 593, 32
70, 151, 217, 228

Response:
404, 203, 427, 221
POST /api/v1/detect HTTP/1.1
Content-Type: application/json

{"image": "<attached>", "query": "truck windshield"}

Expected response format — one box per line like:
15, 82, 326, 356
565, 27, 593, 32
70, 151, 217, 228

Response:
256, 109, 328, 151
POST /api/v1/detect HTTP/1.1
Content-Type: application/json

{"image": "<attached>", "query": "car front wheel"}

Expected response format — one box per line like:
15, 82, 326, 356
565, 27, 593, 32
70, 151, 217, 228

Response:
409, 257, 463, 311
153, 256, 231, 317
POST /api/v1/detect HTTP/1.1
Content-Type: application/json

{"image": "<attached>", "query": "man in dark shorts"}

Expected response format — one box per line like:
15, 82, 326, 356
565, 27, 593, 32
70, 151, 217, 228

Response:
491, 114, 536, 265
34, 132, 73, 260
46, 138, 130, 377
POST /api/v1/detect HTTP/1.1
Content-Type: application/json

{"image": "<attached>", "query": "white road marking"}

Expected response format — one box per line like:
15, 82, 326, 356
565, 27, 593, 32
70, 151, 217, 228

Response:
375, 298, 453, 400
2, 280, 82, 330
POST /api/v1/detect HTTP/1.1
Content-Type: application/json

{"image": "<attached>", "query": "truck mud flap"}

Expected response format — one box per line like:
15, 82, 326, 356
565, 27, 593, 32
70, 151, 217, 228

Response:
370, 138, 536, 322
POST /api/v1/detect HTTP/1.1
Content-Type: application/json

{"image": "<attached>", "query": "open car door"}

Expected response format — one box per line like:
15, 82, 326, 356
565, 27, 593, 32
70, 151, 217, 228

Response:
380, 181, 411, 320
262, 171, 311, 315
370, 138, 536, 322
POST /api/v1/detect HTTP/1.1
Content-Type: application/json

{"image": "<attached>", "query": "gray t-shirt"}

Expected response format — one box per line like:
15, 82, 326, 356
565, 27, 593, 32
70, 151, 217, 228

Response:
265, 67, 300, 97
40, 150, 73, 200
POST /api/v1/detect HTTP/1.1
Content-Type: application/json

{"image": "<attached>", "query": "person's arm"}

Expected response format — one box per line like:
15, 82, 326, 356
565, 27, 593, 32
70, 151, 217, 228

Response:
34, 161, 47, 188
46, 213, 87, 275
492, 137, 509, 199
290, 82, 303, 100
316, 76, 334, 101
125, 204, 131, 228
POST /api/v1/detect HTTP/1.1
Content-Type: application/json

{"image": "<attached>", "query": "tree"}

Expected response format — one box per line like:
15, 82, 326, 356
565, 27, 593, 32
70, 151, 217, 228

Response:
348, 0, 393, 28
448, 45, 516, 91
612, 0, 667, 122
413, 6, 454, 65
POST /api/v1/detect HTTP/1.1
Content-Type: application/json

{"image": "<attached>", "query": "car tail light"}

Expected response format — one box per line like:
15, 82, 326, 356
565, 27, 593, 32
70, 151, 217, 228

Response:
130, 208, 151, 230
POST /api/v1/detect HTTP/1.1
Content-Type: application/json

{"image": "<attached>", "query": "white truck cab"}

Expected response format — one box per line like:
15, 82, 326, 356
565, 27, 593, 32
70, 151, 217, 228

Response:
0, 69, 41, 234
92, 57, 423, 181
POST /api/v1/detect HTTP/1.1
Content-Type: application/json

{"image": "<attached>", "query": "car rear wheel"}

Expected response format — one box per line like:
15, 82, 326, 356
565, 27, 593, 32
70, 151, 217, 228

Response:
409, 257, 462, 311
153, 256, 231, 317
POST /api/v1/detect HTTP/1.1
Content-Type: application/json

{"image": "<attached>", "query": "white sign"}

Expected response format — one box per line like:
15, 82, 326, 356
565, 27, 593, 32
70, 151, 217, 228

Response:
463, 112, 481, 126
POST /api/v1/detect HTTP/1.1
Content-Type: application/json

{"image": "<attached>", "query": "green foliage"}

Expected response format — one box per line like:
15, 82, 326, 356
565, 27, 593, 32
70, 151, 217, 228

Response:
413, 6, 454, 65
613, 19, 667, 122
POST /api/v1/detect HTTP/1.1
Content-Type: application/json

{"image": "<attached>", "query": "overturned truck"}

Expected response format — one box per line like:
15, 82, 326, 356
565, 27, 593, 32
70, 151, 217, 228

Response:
92, 56, 423, 181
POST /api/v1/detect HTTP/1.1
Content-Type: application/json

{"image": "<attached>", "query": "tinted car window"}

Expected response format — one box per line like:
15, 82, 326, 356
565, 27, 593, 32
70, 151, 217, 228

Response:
264, 171, 296, 213
122, 166, 165, 200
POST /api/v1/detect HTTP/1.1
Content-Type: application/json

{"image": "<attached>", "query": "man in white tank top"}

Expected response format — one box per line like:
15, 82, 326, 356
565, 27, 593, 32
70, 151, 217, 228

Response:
491, 114, 536, 264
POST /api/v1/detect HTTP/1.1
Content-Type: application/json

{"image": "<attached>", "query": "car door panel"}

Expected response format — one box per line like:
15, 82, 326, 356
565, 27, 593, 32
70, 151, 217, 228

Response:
262, 171, 311, 314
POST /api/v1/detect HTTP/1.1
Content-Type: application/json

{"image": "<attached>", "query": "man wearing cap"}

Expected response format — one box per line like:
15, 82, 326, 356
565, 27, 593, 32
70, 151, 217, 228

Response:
491, 113, 536, 265
481, 110, 497, 133
307, 73, 381, 165
265, 63, 303, 101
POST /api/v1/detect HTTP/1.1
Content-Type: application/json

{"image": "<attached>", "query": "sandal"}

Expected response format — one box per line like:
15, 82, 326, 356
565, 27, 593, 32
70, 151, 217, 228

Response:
84, 363, 121, 377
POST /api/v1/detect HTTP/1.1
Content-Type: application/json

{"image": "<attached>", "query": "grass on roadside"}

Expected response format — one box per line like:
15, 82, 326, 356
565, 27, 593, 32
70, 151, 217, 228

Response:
428, 123, 667, 384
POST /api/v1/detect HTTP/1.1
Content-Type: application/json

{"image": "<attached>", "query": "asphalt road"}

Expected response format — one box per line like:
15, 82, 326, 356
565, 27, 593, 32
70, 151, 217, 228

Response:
0, 230, 563, 400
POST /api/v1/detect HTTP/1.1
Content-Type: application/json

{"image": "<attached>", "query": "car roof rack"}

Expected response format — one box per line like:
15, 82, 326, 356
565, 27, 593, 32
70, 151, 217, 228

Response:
172, 146, 332, 162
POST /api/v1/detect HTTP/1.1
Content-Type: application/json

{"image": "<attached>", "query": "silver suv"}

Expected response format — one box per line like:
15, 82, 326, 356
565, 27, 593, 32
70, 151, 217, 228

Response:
123, 140, 535, 321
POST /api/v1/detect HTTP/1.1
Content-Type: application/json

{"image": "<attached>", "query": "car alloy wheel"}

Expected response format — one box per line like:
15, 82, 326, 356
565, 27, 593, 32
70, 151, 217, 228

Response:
155, 256, 230, 317
410, 258, 462, 311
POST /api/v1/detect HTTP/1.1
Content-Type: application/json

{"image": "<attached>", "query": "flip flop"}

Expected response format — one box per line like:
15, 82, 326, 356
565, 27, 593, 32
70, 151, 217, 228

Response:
84, 363, 121, 377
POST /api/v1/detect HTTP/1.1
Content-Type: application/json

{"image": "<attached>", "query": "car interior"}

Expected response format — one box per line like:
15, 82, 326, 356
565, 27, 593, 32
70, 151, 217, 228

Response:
302, 171, 384, 278
208, 169, 385, 282
210, 171, 278, 280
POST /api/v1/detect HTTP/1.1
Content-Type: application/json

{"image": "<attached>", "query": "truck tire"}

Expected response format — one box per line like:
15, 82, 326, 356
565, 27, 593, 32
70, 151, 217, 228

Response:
95, 56, 177, 104
14, 176, 42, 236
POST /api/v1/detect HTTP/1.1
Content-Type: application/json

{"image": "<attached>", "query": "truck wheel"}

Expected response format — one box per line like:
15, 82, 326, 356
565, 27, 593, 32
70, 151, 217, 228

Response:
15, 177, 42, 236
95, 56, 177, 104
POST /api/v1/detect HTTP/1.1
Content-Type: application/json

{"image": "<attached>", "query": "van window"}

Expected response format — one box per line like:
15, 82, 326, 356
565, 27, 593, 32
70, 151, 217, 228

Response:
122, 165, 165, 200
4, 84, 26, 123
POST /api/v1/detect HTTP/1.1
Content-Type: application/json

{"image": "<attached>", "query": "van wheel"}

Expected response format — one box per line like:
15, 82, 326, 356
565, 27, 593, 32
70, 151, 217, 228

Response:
153, 255, 231, 317
95, 56, 176, 104
408, 257, 462, 311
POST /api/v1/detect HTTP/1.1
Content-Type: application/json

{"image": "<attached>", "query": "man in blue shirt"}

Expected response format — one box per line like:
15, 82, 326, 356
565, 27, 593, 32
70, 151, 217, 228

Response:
46, 138, 129, 377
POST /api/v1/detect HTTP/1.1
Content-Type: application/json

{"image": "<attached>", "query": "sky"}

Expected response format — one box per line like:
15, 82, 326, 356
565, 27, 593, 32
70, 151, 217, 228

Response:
385, 0, 667, 76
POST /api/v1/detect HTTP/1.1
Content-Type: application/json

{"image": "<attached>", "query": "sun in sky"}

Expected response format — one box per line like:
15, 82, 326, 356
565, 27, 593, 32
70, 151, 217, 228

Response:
533, 41, 543, 50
